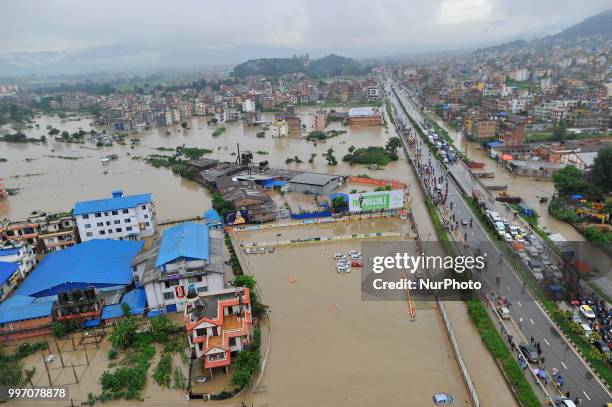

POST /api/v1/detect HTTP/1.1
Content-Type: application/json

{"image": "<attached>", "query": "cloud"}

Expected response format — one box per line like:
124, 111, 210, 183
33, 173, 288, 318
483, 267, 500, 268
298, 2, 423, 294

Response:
435, 0, 495, 25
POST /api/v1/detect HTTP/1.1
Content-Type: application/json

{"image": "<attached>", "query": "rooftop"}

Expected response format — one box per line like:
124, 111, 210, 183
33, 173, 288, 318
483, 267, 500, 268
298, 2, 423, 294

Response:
101, 288, 147, 320
289, 172, 340, 186
348, 107, 381, 117
155, 222, 210, 267
0, 295, 54, 324
15, 239, 144, 298
73, 190, 152, 216
0, 261, 19, 285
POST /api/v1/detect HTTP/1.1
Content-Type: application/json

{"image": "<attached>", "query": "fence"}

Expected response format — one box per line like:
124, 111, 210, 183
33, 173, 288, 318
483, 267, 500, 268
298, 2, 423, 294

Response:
347, 175, 406, 189
438, 300, 481, 407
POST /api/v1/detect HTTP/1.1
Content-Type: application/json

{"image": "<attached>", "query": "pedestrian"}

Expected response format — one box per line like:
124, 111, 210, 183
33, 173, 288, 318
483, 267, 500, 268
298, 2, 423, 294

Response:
530, 336, 534, 344
522, 281, 527, 294
518, 317, 523, 329
565, 391, 570, 398
540, 357, 545, 366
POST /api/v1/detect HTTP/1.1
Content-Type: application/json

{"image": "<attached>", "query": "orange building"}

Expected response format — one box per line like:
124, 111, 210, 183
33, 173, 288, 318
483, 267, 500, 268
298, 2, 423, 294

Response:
184, 287, 252, 375
348, 107, 382, 126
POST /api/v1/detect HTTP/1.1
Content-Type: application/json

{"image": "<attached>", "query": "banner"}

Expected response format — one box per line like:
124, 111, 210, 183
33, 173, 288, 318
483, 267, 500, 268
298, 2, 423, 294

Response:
175, 285, 185, 299
348, 190, 404, 212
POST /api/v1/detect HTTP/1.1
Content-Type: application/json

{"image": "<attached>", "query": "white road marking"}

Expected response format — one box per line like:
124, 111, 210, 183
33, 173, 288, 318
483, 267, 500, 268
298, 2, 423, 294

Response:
529, 318, 535, 325
517, 301, 522, 307
583, 391, 590, 401
507, 285, 511, 291
544, 338, 550, 346
561, 361, 567, 370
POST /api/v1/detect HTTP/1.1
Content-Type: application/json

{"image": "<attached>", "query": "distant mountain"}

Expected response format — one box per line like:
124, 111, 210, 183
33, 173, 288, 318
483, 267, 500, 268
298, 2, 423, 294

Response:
477, 9, 612, 53
231, 54, 367, 78
551, 9, 612, 40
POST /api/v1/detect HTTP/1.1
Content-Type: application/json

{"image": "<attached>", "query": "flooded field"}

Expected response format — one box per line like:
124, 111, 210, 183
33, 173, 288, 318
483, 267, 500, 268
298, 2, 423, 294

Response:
0, 107, 407, 220
235, 228, 471, 407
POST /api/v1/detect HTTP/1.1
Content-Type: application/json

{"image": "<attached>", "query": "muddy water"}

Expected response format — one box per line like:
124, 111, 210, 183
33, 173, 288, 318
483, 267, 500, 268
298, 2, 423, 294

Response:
0, 107, 408, 220
238, 236, 471, 407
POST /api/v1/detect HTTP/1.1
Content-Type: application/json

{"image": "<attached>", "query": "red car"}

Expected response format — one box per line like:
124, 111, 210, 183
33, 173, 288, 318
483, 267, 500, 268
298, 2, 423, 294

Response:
351, 260, 363, 267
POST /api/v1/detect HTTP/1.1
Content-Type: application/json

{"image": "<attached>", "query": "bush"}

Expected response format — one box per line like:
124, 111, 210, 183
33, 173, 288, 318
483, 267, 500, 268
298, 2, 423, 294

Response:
153, 353, 172, 387
109, 317, 139, 350
108, 348, 118, 360
150, 315, 179, 343
342, 146, 397, 166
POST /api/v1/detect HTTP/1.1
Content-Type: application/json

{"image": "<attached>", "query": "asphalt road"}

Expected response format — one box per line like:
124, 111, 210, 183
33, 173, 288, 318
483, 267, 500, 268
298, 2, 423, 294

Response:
387, 80, 612, 407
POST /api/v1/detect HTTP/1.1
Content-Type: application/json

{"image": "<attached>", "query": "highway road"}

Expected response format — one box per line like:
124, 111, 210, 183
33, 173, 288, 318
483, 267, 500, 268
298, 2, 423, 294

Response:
387, 79, 612, 406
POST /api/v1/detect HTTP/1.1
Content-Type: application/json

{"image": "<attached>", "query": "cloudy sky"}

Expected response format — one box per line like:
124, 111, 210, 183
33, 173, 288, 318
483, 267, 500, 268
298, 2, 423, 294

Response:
1, 0, 611, 55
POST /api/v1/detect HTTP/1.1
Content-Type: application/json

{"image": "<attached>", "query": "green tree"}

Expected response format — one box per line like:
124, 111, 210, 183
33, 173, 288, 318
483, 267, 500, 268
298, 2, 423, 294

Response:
591, 145, 612, 193
604, 198, 612, 216
211, 192, 235, 217
331, 196, 346, 211
109, 317, 138, 349
180, 122, 187, 129
48, 128, 60, 136
553, 165, 592, 196
61, 131, 70, 141
323, 148, 337, 165
348, 145, 355, 153
121, 302, 131, 317
234, 275, 256, 290
385, 137, 402, 154
150, 315, 178, 342
551, 122, 567, 142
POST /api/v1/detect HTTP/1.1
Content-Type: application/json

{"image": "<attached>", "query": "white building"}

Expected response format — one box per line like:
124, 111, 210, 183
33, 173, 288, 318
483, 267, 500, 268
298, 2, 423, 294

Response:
510, 69, 530, 82
73, 190, 156, 242
132, 222, 225, 313
242, 98, 256, 113
0, 240, 37, 281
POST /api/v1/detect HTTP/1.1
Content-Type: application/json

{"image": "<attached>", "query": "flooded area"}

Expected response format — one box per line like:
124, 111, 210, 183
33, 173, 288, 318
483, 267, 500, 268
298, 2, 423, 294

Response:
235, 230, 471, 407
1, 107, 407, 221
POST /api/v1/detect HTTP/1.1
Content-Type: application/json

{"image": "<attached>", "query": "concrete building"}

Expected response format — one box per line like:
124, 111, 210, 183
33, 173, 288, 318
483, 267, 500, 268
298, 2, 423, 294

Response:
510, 69, 530, 82
0, 262, 19, 301
0, 239, 143, 342
0, 211, 78, 253
473, 120, 497, 139
73, 190, 155, 242
288, 173, 342, 195
348, 107, 382, 125
184, 287, 252, 375
132, 222, 225, 314
0, 241, 37, 284
271, 119, 288, 138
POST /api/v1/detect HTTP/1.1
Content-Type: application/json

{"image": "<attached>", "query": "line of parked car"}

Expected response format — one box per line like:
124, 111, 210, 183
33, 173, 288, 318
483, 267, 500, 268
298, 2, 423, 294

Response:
333, 250, 362, 273
418, 120, 457, 164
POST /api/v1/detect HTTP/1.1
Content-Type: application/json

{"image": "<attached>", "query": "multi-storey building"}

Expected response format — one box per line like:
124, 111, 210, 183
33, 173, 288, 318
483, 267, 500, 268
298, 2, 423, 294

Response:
73, 190, 155, 242
184, 286, 252, 375
132, 222, 225, 313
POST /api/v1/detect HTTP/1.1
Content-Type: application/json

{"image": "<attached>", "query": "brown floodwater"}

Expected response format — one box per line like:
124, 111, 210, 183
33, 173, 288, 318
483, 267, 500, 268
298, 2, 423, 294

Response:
1, 107, 409, 221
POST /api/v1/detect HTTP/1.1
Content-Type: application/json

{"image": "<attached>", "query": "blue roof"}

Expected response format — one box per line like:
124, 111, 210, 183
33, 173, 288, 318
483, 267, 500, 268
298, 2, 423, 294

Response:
262, 179, 288, 188
101, 288, 147, 320
0, 262, 19, 285
0, 295, 54, 324
81, 318, 101, 328
15, 240, 144, 298
0, 248, 20, 257
487, 140, 504, 148
73, 192, 152, 216
155, 222, 209, 267
147, 309, 163, 318
204, 208, 223, 224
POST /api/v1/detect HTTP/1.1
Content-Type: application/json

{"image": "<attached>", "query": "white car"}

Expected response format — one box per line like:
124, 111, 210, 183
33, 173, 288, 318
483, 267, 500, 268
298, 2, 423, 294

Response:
334, 253, 346, 260
496, 307, 511, 320
350, 252, 362, 259
504, 233, 513, 242
348, 250, 359, 256
579, 304, 596, 319
336, 265, 350, 273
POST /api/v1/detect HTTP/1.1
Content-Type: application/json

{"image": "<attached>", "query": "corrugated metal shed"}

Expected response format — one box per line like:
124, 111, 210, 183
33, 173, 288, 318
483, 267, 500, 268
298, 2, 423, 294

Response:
155, 222, 209, 267
204, 208, 223, 224
101, 288, 147, 320
0, 261, 18, 285
73, 192, 152, 215
15, 240, 144, 298
0, 248, 20, 257
0, 295, 54, 324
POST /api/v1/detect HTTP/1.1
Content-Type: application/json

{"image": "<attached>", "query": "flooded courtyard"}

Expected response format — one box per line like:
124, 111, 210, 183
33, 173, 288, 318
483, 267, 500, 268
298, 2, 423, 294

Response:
234, 226, 471, 407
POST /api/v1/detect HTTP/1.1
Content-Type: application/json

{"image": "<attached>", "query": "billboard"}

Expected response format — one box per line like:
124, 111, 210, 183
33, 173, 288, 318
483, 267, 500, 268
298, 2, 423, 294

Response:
226, 209, 249, 225
348, 190, 404, 213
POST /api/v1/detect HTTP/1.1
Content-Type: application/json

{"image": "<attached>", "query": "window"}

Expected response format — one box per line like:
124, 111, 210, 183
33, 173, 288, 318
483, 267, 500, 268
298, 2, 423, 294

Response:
82, 214, 89, 219
84, 224, 91, 229
229, 337, 237, 346
164, 280, 179, 289
197, 286, 208, 293
163, 292, 175, 300
145, 222, 150, 227
188, 276, 203, 283
106, 221, 111, 226
116, 228, 122, 233
86, 232, 93, 237
144, 214, 148, 219
111, 210, 118, 215
126, 226, 132, 231
96, 222, 103, 227
95, 213, 101, 218
134, 275, 140, 283
104, 211, 109, 216
99, 230, 106, 235
107, 229, 113, 234
113, 220, 120, 225
142, 205, 146, 210
122, 209, 129, 214
196, 328, 206, 337
124, 218, 130, 223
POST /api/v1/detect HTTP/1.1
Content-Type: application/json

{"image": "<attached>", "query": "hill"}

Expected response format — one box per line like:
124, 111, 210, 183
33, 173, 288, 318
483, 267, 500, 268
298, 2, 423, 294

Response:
231, 54, 368, 78
552, 8, 612, 40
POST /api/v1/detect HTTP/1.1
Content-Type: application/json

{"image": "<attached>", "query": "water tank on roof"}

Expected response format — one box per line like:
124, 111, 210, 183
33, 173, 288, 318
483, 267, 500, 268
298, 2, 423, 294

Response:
112, 190, 123, 198
85, 287, 96, 300
58, 291, 70, 305
71, 288, 83, 302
